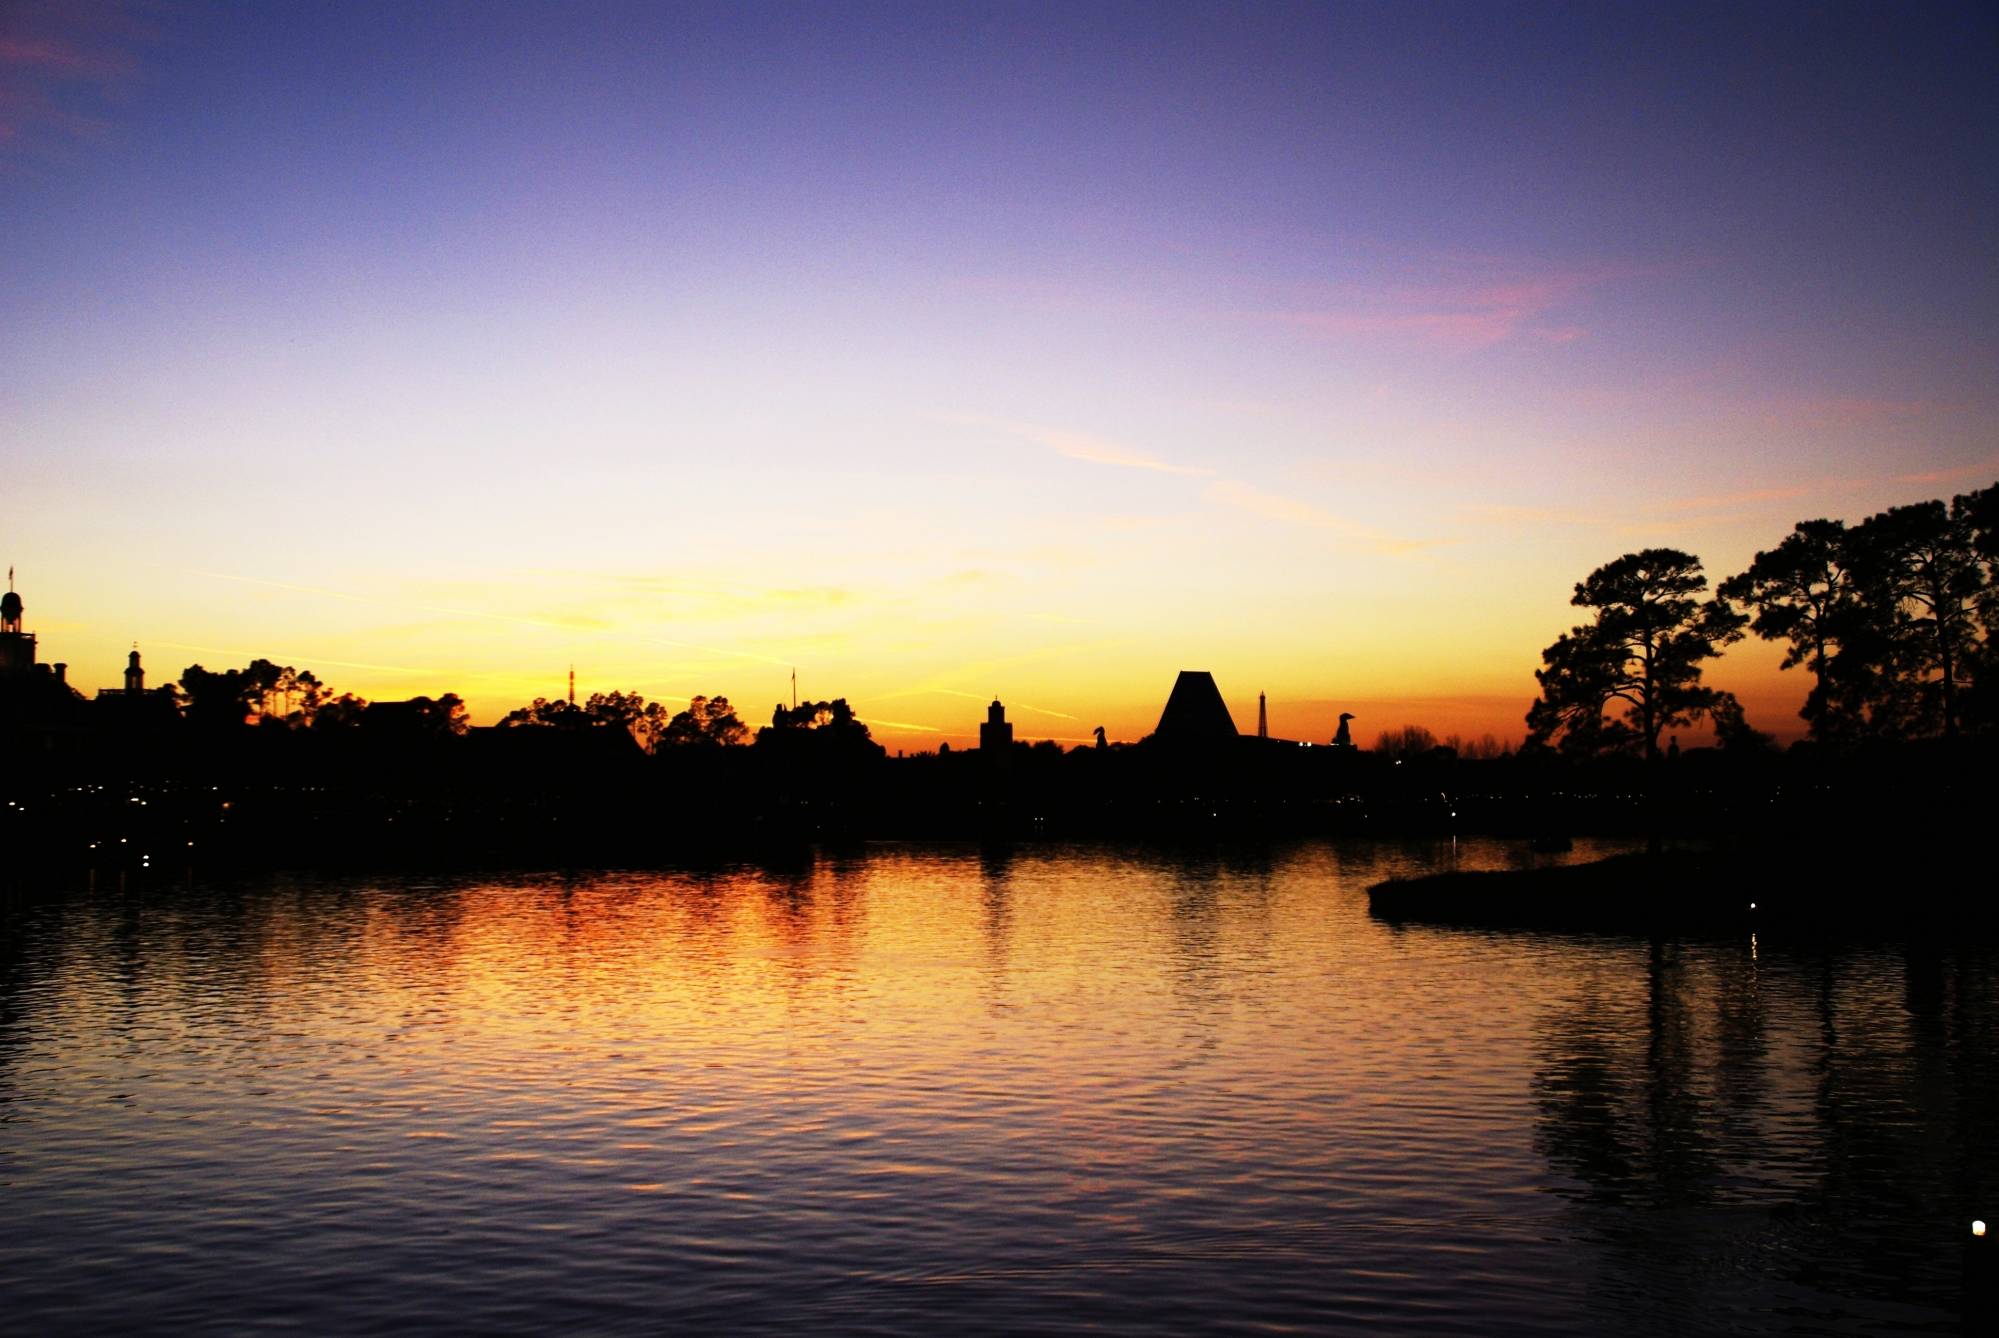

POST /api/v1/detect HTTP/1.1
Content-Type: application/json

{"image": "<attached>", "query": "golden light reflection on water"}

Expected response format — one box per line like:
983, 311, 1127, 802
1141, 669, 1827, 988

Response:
2, 839, 1994, 1334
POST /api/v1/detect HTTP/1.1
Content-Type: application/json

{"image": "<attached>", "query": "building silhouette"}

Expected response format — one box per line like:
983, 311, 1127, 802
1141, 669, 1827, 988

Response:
0, 575, 72, 690
0, 573, 35, 678
1153, 670, 1237, 744
93, 647, 179, 730
1258, 691, 1268, 739
980, 698, 1014, 755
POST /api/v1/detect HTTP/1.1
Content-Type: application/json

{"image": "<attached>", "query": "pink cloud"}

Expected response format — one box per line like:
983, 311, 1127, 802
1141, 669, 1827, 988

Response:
1893, 454, 1999, 486
0, 1, 151, 161
0, 36, 126, 78
1254, 266, 1635, 350
1768, 396, 1934, 430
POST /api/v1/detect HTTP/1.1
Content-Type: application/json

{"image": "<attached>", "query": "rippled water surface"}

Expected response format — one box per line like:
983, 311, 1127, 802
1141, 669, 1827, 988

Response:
3, 839, 1993, 1334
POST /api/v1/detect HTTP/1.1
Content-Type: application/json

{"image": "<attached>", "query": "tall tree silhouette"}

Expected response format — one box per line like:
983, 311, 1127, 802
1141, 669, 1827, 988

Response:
755, 698, 883, 759
1527, 549, 1746, 763
1373, 724, 1439, 760
407, 693, 469, 736
177, 663, 255, 729
1960, 484, 1999, 732
500, 697, 583, 729
315, 692, 370, 728
1849, 498, 1984, 740
1719, 519, 1872, 741
659, 695, 747, 748
583, 690, 669, 750
179, 660, 342, 729
501, 691, 667, 747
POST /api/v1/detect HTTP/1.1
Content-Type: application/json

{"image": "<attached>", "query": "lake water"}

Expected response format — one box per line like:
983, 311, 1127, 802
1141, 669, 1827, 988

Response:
2, 839, 1992, 1334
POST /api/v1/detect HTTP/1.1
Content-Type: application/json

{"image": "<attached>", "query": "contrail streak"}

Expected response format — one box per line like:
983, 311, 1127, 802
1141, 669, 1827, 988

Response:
147, 641, 437, 676
196, 571, 796, 667
865, 684, 1079, 719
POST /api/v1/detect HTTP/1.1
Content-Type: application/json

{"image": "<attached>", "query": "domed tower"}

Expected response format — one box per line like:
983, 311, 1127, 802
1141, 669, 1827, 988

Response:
980, 697, 1013, 753
0, 569, 36, 677
125, 646, 146, 694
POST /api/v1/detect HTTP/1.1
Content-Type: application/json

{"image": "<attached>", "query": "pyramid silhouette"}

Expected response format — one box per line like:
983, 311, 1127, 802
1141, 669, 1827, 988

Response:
1154, 670, 1238, 743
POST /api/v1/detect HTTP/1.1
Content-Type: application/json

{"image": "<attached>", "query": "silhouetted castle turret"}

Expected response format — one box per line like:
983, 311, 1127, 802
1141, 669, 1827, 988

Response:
0, 569, 34, 677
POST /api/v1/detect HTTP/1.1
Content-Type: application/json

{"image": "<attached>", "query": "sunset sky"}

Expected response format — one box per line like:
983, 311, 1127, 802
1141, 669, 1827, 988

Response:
5, 1, 1995, 747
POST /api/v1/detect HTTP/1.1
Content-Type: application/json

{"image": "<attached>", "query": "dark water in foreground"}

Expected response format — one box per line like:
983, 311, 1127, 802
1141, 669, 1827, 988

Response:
2, 839, 1993, 1335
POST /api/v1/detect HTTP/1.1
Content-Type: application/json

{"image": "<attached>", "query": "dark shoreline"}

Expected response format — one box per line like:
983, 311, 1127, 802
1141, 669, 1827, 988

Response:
1368, 848, 1997, 937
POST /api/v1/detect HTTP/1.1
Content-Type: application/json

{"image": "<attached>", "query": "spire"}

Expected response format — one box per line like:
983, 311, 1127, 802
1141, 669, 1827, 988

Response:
1258, 690, 1268, 739
568, 665, 575, 707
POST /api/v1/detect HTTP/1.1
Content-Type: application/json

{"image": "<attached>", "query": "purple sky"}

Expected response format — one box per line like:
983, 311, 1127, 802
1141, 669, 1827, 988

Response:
4, 1, 1995, 743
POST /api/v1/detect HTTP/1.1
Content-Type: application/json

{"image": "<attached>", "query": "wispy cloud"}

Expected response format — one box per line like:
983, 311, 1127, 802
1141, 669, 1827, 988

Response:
866, 685, 1078, 720
1766, 396, 1936, 431
1894, 454, 1999, 486
1037, 427, 1215, 477
1460, 488, 1827, 538
941, 414, 1214, 477
1458, 459, 1999, 542
1252, 262, 1651, 350
952, 238, 1667, 355
943, 413, 1435, 556
1652, 484, 1819, 514
1456, 501, 1610, 529
867, 639, 1130, 715
859, 717, 943, 735
612, 576, 853, 611
1203, 480, 1439, 554
147, 641, 438, 677
198, 571, 797, 667
0, 2, 154, 160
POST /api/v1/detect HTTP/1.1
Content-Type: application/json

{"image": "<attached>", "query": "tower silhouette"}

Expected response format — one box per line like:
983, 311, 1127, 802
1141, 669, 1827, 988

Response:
125, 645, 145, 694
0, 568, 36, 677
980, 697, 1013, 752
1258, 691, 1268, 739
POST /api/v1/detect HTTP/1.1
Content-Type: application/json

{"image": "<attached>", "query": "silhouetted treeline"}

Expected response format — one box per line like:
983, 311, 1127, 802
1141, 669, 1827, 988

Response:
1530, 482, 1997, 758
1, 482, 1994, 874
1, 699, 1991, 879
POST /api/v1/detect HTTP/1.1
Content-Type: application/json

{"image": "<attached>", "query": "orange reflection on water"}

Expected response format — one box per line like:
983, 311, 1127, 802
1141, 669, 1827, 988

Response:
7, 838, 1992, 1334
